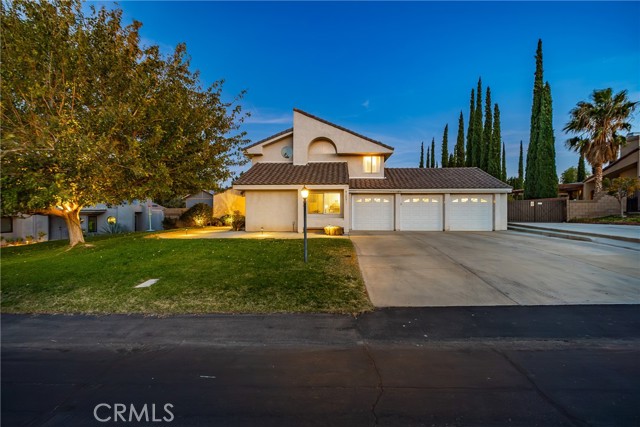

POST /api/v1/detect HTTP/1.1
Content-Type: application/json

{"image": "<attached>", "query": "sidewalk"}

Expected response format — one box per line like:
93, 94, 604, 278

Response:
509, 222, 640, 243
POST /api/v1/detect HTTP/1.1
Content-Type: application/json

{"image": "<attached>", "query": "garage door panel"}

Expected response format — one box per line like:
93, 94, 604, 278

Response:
352, 194, 394, 231
400, 194, 443, 231
449, 194, 493, 231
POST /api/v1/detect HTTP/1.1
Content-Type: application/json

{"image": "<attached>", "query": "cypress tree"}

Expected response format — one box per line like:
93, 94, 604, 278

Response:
481, 87, 492, 171
472, 78, 483, 167
535, 82, 558, 197
419, 141, 425, 168
577, 154, 586, 182
488, 103, 501, 177
449, 153, 455, 167
430, 138, 435, 168
455, 111, 465, 167
518, 140, 524, 189
501, 143, 507, 181
466, 89, 475, 166
525, 39, 544, 199
441, 124, 449, 168
426, 146, 430, 168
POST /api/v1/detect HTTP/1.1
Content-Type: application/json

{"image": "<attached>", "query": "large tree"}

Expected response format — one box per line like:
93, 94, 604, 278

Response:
455, 111, 465, 167
441, 124, 449, 168
430, 138, 436, 168
1, 0, 247, 246
524, 39, 557, 198
481, 87, 492, 171
466, 89, 475, 166
517, 141, 524, 190
419, 141, 425, 168
560, 167, 577, 184
577, 154, 586, 182
488, 103, 501, 178
564, 88, 638, 194
472, 78, 483, 167
501, 143, 507, 182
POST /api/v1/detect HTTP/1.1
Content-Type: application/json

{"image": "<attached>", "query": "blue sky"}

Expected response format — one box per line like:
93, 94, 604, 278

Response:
98, 1, 640, 178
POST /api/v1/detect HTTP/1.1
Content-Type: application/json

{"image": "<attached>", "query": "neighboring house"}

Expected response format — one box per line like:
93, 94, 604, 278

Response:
583, 133, 640, 210
558, 183, 583, 200
184, 190, 214, 209
233, 109, 511, 233
1, 200, 164, 242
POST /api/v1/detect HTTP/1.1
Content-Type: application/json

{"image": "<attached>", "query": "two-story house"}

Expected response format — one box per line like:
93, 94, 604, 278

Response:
233, 109, 511, 233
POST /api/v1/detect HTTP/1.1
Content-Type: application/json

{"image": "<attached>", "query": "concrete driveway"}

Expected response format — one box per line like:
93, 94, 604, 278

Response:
351, 231, 640, 307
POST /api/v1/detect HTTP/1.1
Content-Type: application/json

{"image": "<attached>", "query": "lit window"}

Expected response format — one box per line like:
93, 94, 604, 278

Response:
413, 198, 420, 203
308, 192, 341, 215
471, 198, 478, 203
363, 156, 381, 173
404, 198, 411, 203
365, 198, 372, 203
423, 198, 429, 203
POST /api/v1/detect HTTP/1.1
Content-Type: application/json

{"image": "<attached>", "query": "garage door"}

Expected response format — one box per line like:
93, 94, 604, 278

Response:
352, 194, 394, 231
399, 195, 443, 231
449, 194, 493, 231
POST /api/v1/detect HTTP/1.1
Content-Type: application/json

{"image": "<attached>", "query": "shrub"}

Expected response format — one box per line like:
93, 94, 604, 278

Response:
179, 203, 213, 227
25, 235, 34, 243
38, 231, 47, 241
100, 223, 129, 234
162, 217, 178, 230
219, 214, 233, 226
210, 217, 224, 227
231, 210, 245, 231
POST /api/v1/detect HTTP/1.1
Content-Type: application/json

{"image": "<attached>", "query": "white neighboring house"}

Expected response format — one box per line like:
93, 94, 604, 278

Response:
233, 109, 511, 233
184, 190, 214, 209
1, 200, 164, 242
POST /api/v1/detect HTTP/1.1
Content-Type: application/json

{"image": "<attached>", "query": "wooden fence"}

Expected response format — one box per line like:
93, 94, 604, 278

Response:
508, 198, 567, 222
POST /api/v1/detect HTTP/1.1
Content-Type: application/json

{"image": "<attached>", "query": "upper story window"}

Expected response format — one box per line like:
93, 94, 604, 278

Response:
363, 156, 381, 173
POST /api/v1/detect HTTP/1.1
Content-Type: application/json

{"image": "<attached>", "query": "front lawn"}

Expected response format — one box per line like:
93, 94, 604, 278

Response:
0, 234, 372, 314
569, 215, 640, 225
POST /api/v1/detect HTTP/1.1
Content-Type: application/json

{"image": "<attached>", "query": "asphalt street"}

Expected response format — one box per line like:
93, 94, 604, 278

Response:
3, 306, 640, 427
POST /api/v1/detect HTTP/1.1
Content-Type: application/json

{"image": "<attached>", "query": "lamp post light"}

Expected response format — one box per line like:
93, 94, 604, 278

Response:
147, 203, 154, 232
301, 185, 309, 263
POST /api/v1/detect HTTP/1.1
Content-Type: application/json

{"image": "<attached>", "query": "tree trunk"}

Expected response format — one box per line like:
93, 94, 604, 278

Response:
594, 163, 604, 194
62, 208, 85, 247
621, 197, 626, 218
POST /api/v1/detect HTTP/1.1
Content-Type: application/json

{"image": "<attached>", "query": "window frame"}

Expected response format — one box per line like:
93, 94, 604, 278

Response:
363, 155, 382, 174
307, 191, 342, 215
87, 215, 98, 233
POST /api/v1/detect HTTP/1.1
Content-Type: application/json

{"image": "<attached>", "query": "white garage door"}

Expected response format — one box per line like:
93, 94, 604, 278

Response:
399, 195, 443, 231
352, 194, 394, 231
449, 194, 493, 231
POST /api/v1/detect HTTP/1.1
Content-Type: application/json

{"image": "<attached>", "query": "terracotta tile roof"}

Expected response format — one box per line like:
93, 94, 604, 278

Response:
243, 128, 294, 150
350, 168, 512, 190
234, 162, 349, 186
293, 109, 394, 151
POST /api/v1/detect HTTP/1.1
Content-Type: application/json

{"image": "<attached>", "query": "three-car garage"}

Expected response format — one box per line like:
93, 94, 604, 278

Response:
351, 193, 497, 232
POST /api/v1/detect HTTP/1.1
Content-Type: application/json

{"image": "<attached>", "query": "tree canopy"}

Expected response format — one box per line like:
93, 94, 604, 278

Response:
564, 88, 637, 194
1, 0, 247, 245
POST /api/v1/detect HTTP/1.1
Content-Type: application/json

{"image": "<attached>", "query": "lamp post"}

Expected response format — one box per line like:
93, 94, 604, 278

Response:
301, 185, 309, 263
147, 203, 154, 232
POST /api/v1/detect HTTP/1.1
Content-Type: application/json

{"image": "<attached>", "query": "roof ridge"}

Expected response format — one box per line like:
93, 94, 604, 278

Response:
243, 128, 293, 150
293, 108, 395, 151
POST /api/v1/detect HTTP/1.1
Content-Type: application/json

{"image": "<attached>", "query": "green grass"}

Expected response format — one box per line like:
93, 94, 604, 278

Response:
0, 234, 373, 314
569, 215, 640, 225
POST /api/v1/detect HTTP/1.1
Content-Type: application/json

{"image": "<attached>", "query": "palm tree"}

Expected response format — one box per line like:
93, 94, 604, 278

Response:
564, 88, 638, 194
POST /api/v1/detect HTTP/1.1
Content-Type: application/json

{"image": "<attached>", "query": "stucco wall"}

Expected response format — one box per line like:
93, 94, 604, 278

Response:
568, 193, 622, 219
185, 191, 213, 209
245, 190, 298, 231
213, 189, 245, 217
250, 136, 294, 165
292, 110, 392, 165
